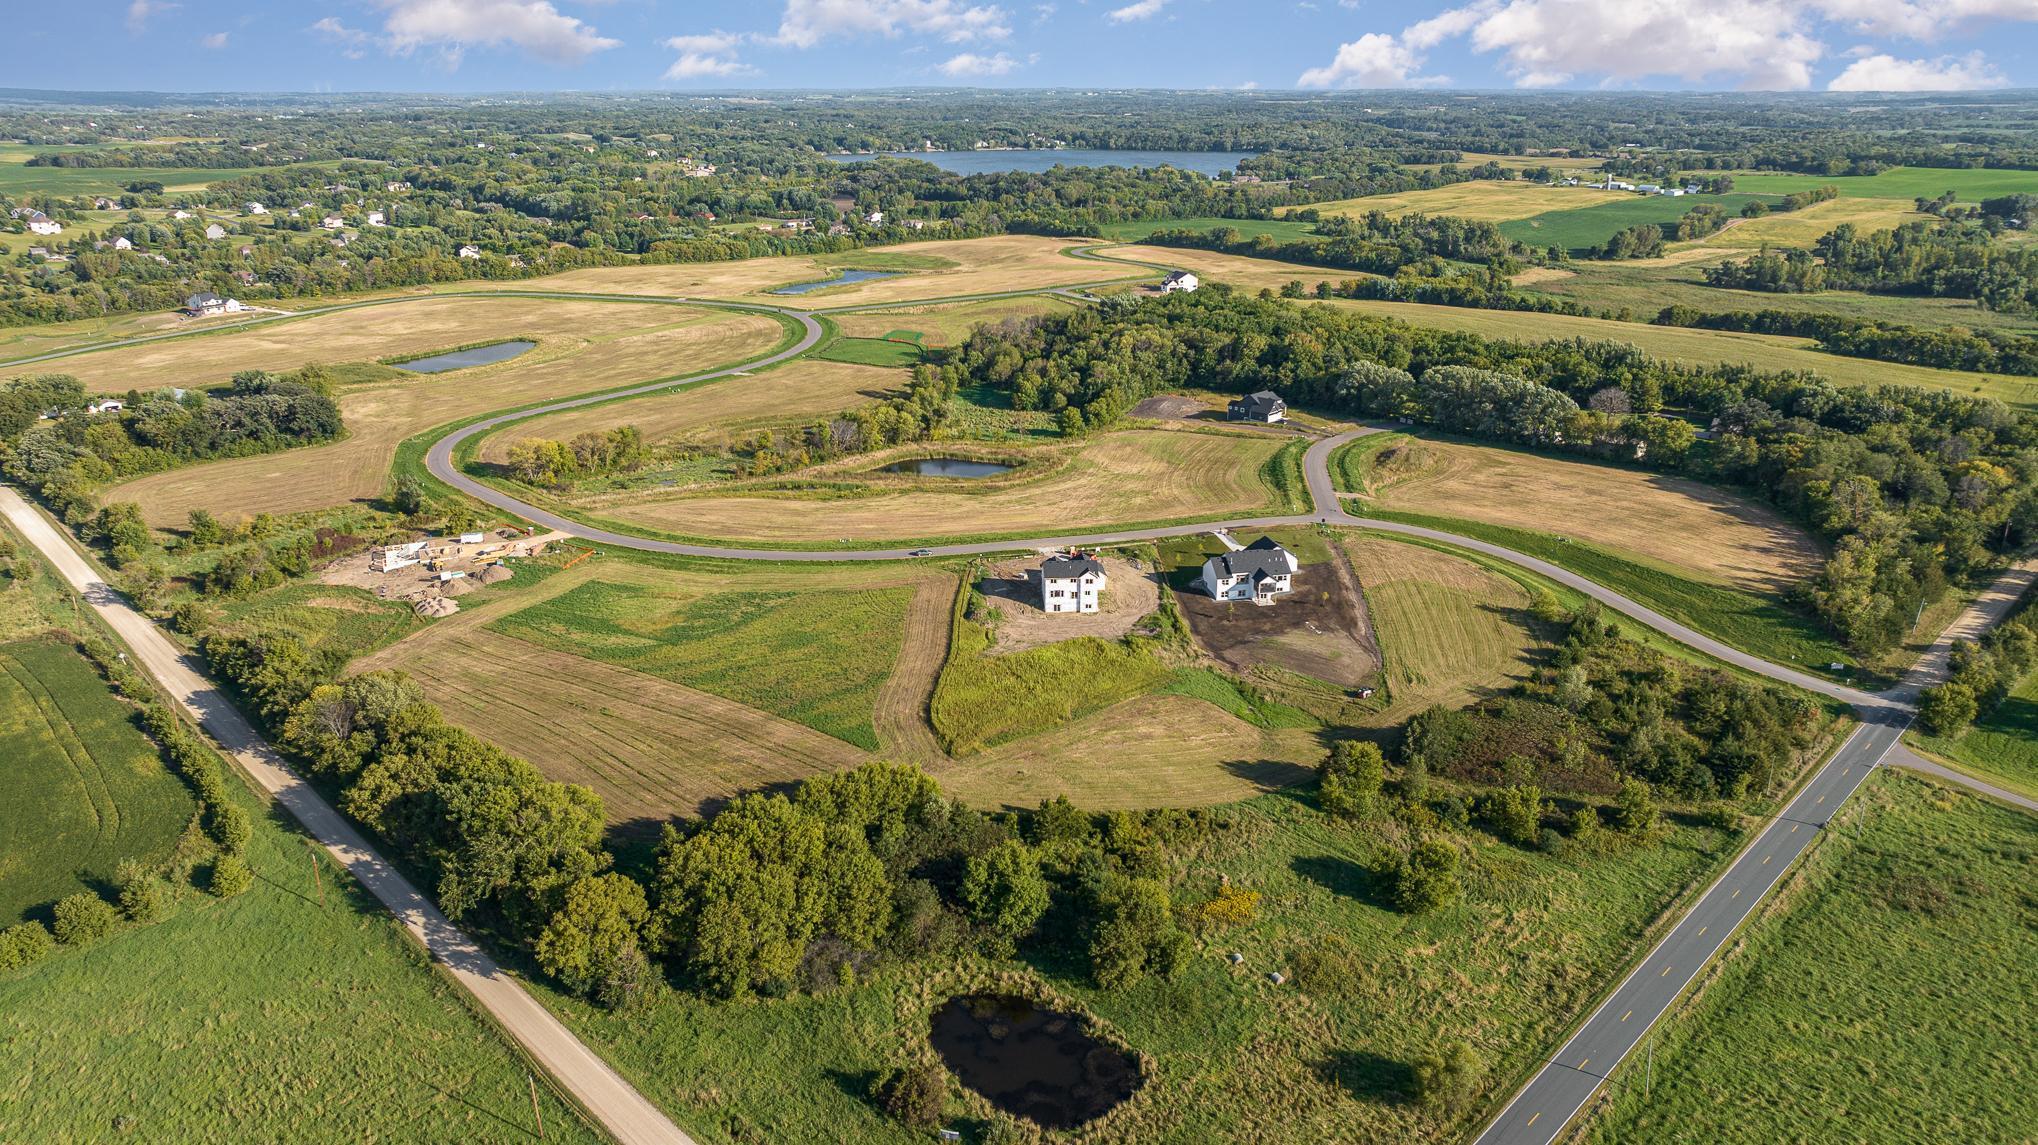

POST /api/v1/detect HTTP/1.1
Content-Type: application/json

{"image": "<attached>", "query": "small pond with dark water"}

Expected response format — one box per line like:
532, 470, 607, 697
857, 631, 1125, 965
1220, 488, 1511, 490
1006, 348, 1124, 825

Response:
392, 340, 536, 373
879, 456, 1014, 479
770, 268, 901, 295
928, 994, 1142, 1130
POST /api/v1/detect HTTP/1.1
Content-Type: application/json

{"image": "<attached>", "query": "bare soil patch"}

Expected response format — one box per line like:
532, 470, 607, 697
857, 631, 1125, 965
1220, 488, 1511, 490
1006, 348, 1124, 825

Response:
975, 555, 1161, 653
1174, 552, 1381, 689
1129, 394, 1208, 421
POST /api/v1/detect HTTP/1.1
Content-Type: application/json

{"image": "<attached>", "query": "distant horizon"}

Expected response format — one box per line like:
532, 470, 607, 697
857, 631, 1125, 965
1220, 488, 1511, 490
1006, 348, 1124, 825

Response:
7, 85, 2038, 102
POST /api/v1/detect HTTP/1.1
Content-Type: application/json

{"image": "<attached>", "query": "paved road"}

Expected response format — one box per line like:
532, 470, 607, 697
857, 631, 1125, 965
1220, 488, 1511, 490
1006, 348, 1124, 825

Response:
1884, 744, 2038, 815
0, 486, 696, 1145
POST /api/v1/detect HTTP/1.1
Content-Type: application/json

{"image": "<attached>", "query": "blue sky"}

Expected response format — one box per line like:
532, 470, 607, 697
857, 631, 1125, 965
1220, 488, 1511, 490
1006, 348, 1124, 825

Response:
17, 1, 2038, 94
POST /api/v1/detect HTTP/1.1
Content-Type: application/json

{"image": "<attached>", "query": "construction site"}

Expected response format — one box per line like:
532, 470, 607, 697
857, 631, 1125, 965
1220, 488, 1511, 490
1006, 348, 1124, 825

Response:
320, 526, 577, 616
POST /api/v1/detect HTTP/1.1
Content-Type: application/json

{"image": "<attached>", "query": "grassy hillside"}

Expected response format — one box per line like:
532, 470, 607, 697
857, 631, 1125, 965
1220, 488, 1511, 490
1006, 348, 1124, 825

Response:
1499, 194, 1776, 252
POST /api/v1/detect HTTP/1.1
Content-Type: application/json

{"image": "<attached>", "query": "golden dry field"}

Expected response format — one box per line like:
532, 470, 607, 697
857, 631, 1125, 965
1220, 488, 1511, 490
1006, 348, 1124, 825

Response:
469, 235, 1128, 308
1283, 181, 1630, 223
1345, 536, 1549, 721
588, 427, 1289, 543
1350, 436, 1821, 592
476, 359, 901, 465
826, 294, 1075, 345
107, 304, 783, 527
1102, 244, 1357, 292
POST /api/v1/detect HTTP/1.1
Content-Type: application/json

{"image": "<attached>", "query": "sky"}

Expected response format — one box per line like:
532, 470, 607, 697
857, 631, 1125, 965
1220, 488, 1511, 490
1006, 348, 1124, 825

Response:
15, 0, 2038, 95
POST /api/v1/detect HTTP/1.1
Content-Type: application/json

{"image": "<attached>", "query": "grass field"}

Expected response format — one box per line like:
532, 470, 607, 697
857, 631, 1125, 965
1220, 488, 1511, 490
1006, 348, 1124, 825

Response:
1088, 243, 1361, 294
1689, 196, 1930, 250
491, 578, 913, 751
0, 309, 273, 362
590, 427, 1289, 546
0, 747, 602, 1144
1339, 433, 1821, 595
1720, 166, 2038, 201
106, 302, 786, 528
814, 336, 924, 367
471, 235, 1131, 309
1314, 298, 2027, 405
1345, 536, 1549, 721
1909, 665, 2038, 799
0, 161, 335, 196
1498, 194, 1776, 253
476, 359, 899, 465
825, 294, 1075, 347
1097, 216, 1321, 242
1286, 182, 1632, 224
0, 639, 196, 926
1581, 771, 2038, 1145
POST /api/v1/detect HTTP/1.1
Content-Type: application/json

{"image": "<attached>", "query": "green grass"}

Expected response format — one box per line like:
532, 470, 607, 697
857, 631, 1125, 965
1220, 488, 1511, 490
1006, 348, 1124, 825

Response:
1909, 664, 2038, 799
1347, 506, 1857, 680
0, 747, 603, 1143
1096, 216, 1321, 243
815, 336, 924, 367
1721, 166, 2038, 201
1582, 770, 2038, 1145
1498, 194, 1776, 253
929, 584, 1174, 755
490, 579, 912, 750
0, 160, 343, 196
214, 583, 421, 670
0, 639, 197, 925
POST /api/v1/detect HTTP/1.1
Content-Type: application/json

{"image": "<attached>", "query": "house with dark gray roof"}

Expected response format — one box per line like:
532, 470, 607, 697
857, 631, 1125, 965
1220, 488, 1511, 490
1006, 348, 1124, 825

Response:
1200, 536, 1298, 604
1039, 552, 1107, 614
1228, 390, 1286, 423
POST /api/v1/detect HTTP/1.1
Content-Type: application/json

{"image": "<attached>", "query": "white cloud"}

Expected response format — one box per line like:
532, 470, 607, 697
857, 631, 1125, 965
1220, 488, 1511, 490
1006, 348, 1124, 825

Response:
126, 0, 177, 34
369, 0, 620, 67
1107, 0, 1168, 21
773, 0, 1011, 48
663, 32, 754, 79
1297, 32, 1438, 87
200, 31, 229, 49
311, 16, 374, 59
938, 50, 1019, 75
1828, 51, 2008, 90
1809, 0, 2038, 41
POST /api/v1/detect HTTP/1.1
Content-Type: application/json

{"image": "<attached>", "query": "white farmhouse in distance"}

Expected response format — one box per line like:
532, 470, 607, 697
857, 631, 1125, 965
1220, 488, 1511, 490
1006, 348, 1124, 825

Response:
244, 202, 267, 215
205, 223, 228, 240
1161, 270, 1199, 293
183, 292, 245, 317
1039, 552, 1107, 614
1227, 390, 1287, 423
458, 244, 482, 259
27, 217, 62, 235
366, 210, 387, 227
1200, 536, 1299, 605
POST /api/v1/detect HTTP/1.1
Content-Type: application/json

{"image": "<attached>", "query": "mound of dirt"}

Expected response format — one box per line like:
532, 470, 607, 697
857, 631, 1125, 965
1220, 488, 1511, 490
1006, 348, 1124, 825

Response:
440, 578, 473, 596
478, 564, 513, 584
415, 596, 460, 618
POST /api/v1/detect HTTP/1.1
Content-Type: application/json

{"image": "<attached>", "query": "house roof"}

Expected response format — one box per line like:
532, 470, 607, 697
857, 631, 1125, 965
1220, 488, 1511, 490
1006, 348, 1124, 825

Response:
1209, 537, 1296, 580
1163, 269, 1196, 283
186, 292, 223, 306
1232, 390, 1284, 414
1041, 555, 1104, 580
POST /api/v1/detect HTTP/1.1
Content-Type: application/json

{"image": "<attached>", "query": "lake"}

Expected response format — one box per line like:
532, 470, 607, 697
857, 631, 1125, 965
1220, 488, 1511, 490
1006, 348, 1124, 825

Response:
770, 268, 901, 295
880, 457, 1014, 478
928, 994, 1142, 1129
392, 340, 536, 373
830, 149, 1255, 177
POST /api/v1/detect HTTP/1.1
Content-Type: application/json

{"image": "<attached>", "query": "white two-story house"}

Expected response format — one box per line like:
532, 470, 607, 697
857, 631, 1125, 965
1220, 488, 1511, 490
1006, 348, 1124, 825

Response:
1039, 553, 1107, 614
1200, 537, 1299, 605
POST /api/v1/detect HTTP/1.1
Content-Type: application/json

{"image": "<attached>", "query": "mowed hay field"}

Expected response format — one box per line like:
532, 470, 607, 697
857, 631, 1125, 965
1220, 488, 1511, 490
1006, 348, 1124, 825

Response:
477, 358, 899, 465
1313, 298, 2015, 404
107, 303, 785, 528
1345, 536, 1549, 722
827, 293, 1076, 346
1284, 181, 1631, 223
594, 427, 1289, 544
474, 235, 1129, 309
1103, 244, 1358, 293
1582, 772, 2038, 1145
1691, 196, 1929, 250
1346, 435, 1820, 593
0, 639, 196, 924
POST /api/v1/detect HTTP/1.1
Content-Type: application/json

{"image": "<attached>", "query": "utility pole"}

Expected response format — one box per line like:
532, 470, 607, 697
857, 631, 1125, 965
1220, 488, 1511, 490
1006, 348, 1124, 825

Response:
528, 1072, 545, 1140
1646, 1036, 1654, 1100
307, 842, 325, 908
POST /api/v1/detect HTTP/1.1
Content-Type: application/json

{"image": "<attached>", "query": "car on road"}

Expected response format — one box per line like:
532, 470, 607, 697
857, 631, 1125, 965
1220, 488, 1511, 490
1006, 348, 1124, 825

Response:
908, 548, 934, 556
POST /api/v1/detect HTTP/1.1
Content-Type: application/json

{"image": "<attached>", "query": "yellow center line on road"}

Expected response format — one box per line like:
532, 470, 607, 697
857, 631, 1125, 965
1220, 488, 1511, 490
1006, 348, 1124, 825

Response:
1698, 926, 1707, 936
1621, 1010, 1633, 1022
1661, 965, 1673, 976
1818, 795, 1826, 804
1733, 888, 1741, 898
1791, 824, 1799, 832
1528, 1112, 1540, 1127
1763, 854, 1772, 864
1578, 1059, 1589, 1070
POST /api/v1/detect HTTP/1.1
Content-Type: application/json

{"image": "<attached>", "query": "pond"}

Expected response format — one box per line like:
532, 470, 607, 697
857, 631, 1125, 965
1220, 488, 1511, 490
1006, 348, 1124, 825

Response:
391, 340, 536, 373
928, 994, 1142, 1130
831, 149, 1255, 177
769, 268, 901, 295
879, 457, 1014, 479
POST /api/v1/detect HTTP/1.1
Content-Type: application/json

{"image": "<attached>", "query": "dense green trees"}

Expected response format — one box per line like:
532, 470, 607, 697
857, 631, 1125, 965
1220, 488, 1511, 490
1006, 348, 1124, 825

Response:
1318, 740, 1386, 818
504, 426, 647, 487
535, 874, 655, 1010
1916, 599, 2037, 735
961, 840, 1051, 942
51, 893, 119, 945
1709, 220, 2038, 313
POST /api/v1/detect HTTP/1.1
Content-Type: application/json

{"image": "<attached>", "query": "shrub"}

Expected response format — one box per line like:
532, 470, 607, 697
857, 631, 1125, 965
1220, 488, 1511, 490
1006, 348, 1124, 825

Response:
208, 853, 254, 898
1289, 934, 1364, 996
1412, 1039, 1484, 1111
873, 1063, 946, 1127
1918, 683, 1980, 737
113, 858, 167, 923
1696, 802, 1743, 834
1390, 838, 1462, 915
0, 922, 56, 971
1319, 740, 1387, 819
1481, 784, 1544, 847
51, 893, 120, 945
1610, 777, 1659, 837
1194, 884, 1261, 931
210, 801, 253, 855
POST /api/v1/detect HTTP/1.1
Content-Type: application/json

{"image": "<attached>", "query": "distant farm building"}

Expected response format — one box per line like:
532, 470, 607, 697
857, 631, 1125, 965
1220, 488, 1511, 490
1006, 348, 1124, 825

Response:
1228, 390, 1287, 424
1200, 536, 1298, 605
1039, 552, 1107, 614
243, 202, 267, 215
458, 244, 482, 259
27, 217, 61, 236
1161, 270, 1199, 293
321, 215, 345, 229
204, 223, 228, 240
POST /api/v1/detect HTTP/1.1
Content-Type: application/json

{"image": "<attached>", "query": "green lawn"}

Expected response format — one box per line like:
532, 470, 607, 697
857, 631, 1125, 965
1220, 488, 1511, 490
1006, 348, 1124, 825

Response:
1721, 166, 2038, 201
214, 583, 422, 669
1096, 216, 1321, 243
0, 639, 197, 925
816, 336, 924, 367
0, 161, 342, 197
1582, 770, 2038, 1144
491, 579, 912, 749
1909, 665, 2038, 799
1498, 195, 1777, 253
0, 755, 603, 1143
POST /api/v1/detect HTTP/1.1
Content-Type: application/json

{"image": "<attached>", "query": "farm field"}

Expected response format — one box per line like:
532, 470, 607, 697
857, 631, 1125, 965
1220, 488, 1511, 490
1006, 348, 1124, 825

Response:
0, 161, 334, 196
476, 358, 901, 466
543, 785, 1747, 1144
1345, 535, 1549, 722
589, 427, 1291, 545
1096, 216, 1321, 242
1581, 772, 2038, 1145
825, 293, 1075, 346
1498, 194, 1776, 252
105, 303, 786, 528
1340, 433, 1820, 594
1098, 243, 1357, 293
1286, 181, 1631, 223
0, 639, 196, 926
1315, 298, 2038, 407
1687, 196, 1929, 250
1721, 166, 2038, 201
1909, 665, 2038, 800
0, 307, 271, 362
467, 235, 1131, 308
0, 751, 603, 1144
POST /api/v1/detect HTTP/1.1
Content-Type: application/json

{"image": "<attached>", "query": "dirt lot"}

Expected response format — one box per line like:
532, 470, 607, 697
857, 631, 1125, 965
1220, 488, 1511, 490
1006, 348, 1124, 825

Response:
320, 527, 568, 608
1174, 548, 1381, 689
976, 554, 1161, 653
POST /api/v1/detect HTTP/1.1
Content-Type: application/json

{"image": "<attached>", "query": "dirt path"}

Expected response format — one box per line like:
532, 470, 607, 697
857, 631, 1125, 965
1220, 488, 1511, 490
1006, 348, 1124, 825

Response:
871, 574, 956, 766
